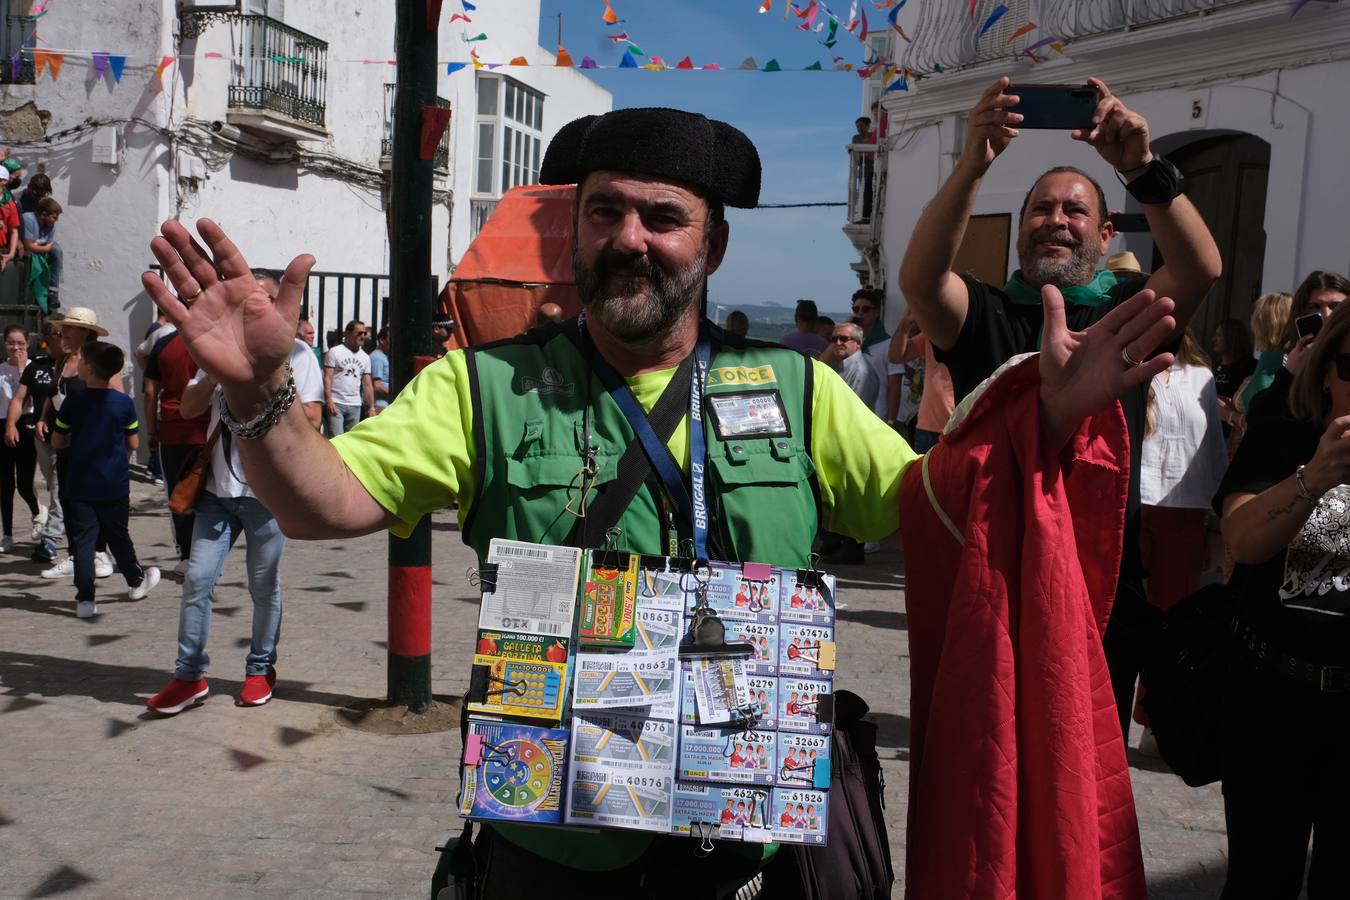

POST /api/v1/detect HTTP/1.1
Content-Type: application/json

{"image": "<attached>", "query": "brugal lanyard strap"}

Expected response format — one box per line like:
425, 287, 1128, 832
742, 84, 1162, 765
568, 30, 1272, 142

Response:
584, 317, 713, 562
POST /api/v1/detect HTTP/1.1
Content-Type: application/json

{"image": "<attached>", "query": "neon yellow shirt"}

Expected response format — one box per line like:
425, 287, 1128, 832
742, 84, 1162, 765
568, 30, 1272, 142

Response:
334, 350, 918, 540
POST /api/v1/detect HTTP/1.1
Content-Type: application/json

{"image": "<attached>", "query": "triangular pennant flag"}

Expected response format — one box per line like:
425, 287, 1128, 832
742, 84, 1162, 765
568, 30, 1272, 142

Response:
858, 9, 869, 40
740, 57, 759, 69
48, 54, 66, 81
825, 15, 839, 41
649, 55, 666, 67
555, 46, 574, 66
969, 0, 977, 19
1009, 21, 1037, 41
762, 58, 781, 71
885, 77, 908, 92
619, 49, 638, 68
108, 55, 126, 82
508, 55, 528, 66
675, 56, 694, 69
759, 0, 771, 11
466, 32, 487, 42
607, 31, 629, 41
980, 4, 1009, 35
463, 0, 477, 9
92, 52, 109, 78
805, 60, 823, 70
155, 54, 175, 79
602, 0, 619, 25
580, 55, 599, 68
447, 62, 467, 74
894, 24, 913, 42
702, 63, 721, 70
626, 43, 645, 56
420, 106, 453, 160
1026, 35, 1056, 52
933, 62, 944, 72
449, 13, 471, 23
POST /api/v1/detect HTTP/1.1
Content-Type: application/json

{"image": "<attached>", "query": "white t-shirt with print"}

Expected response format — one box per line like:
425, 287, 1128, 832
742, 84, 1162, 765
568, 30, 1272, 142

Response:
191, 339, 324, 500
324, 344, 370, 407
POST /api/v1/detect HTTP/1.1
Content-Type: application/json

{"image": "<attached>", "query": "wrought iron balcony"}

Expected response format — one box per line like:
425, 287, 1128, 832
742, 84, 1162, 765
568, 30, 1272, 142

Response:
0, 15, 36, 85
227, 13, 327, 130
846, 143, 879, 228
381, 84, 451, 173
900, 0, 1255, 74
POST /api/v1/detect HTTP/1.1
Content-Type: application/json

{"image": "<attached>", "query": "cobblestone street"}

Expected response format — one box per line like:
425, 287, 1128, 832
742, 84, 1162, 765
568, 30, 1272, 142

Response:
0, 476, 1229, 898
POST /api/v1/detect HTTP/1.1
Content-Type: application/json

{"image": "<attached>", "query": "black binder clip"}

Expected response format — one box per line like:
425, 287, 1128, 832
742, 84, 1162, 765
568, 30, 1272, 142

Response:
797, 552, 825, 590
689, 821, 717, 857
593, 527, 629, 570
466, 563, 498, 592
679, 562, 755, 659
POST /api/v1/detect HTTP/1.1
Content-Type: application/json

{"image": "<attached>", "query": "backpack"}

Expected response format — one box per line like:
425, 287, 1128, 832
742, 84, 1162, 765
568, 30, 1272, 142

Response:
767, 689, 895, 900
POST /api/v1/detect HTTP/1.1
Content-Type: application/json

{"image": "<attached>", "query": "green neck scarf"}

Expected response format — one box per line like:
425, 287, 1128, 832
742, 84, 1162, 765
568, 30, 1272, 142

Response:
1004, 268, 1119, 307
861, 320, 889, 350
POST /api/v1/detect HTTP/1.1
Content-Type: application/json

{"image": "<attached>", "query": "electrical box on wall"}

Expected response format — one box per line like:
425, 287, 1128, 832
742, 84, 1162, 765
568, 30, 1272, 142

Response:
91, 126, 121, 166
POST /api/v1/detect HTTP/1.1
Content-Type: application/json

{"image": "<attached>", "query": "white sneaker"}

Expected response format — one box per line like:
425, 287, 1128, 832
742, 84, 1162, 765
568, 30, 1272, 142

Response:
95, 551, 114, 578
173, 558, 191, 576
30, 504, 48, 541
863, 541, 882, 554
77, 600, 97, 618
41, 557, 74, 578
128, 566, 161, 601
0, 535, 12, 553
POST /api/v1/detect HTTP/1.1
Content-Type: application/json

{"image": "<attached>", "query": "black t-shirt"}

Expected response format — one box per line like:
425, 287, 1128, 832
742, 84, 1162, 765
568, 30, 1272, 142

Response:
1215, 410, 1350, 662
933, 273, 1154, 523
18, 355, 56, 429
1214, 356, 1256, 400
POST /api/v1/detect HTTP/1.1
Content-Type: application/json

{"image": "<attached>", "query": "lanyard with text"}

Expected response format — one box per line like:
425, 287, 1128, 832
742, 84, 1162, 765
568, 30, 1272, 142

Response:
584, 318, 713, 562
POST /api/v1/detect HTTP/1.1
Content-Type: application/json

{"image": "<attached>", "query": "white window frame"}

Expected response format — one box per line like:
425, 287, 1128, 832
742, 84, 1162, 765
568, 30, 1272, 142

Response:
472, 72, 545, 207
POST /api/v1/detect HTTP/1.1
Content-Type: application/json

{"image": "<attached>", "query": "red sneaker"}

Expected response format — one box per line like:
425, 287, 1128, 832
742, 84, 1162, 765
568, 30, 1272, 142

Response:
238, 672, 274, 707
147, 678, 209, 715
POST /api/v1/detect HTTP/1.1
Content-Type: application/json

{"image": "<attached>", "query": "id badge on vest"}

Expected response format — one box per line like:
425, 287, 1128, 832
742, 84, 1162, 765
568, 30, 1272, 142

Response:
706, 390, 791, 440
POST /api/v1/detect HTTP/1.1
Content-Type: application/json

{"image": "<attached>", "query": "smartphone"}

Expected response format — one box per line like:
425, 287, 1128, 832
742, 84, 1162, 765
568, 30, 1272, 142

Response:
1006, 84, 1098, 130
1295, 313, 1324, 340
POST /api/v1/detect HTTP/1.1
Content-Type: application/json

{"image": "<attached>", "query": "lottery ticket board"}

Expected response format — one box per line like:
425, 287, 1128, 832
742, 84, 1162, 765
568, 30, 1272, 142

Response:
458, 540, 839, 846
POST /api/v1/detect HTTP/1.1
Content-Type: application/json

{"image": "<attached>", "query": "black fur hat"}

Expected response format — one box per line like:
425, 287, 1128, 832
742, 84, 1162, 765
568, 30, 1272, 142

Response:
539, 107, 761, 209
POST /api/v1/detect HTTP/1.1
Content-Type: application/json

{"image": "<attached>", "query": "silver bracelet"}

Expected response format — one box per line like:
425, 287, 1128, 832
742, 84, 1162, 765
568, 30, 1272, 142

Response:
218, 365, 297, 440
1295, 464, 1320, 504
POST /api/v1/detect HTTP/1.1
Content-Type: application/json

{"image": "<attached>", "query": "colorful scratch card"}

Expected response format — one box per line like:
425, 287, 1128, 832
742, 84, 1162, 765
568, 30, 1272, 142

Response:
747, 675, 778, 730
722, 618, 779, 675
460, 720, 567, 824
689, 563, 777, 623
777, 732, 830, 787
567, 769, 675, 832
580, 552, 639, 648
779, 622, 835, 679
677, 725, 777, 785
466, 649, 567, 723
671, 783, 774, 838
778, 571, 838, 624
778, 677, 832, 734
771, 788, 828, 844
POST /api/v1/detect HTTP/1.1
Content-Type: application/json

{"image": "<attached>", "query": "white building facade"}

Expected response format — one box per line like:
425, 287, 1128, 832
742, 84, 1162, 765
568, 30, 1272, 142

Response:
0, 0, 609, 353
849, 0, 1350, 339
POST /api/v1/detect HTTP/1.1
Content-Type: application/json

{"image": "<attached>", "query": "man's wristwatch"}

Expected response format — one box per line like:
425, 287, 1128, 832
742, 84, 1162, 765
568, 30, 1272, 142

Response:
1123, 156, 1185, 205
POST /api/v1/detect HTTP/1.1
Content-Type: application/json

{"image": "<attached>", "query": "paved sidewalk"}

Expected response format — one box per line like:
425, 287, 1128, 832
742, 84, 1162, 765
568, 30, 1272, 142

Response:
0, 477, 1228, 898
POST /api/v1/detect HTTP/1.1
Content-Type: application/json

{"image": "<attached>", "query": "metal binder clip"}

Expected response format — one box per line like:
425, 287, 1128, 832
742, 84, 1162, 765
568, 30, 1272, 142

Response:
595, 527, 626, 568
466, 564, 498, 591
690, 821, 717, 856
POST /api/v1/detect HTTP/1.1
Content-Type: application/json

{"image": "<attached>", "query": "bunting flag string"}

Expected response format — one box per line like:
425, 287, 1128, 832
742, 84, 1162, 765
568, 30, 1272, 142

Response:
979, 4, 1008, 36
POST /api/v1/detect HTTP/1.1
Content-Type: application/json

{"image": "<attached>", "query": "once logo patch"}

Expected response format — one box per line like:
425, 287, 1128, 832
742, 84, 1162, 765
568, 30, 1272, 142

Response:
706, 391, 791, 439
707, 365, 777, 387
521, 367, 575, 396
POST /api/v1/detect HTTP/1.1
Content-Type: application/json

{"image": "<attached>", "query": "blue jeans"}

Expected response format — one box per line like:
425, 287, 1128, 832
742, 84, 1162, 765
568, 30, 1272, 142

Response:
326, 403, 360, 436
175, 492, 286, 680
913, 428, 941, 454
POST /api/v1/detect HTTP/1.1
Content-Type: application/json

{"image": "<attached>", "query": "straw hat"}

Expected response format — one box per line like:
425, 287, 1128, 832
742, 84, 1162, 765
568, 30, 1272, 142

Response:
51, 307, 109, 337
1106, 251, 1143, 275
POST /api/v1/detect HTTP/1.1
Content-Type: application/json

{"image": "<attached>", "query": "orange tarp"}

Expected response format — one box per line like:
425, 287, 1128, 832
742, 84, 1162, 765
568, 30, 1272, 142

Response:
440, 184, 582, 348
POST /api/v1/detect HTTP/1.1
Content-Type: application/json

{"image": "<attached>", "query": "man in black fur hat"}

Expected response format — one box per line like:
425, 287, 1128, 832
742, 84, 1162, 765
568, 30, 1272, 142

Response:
144, 107, 1179, 898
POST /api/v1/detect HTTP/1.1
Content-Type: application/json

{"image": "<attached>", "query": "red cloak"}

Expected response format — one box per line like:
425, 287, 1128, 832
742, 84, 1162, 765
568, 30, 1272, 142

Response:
898, 358, 1146, 900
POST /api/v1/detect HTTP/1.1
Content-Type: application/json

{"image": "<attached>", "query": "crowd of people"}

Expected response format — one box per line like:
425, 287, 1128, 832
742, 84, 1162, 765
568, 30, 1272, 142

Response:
3, 78, 1348, 898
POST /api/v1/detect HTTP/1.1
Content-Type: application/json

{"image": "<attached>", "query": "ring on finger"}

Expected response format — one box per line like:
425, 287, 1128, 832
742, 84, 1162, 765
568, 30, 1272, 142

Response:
1121, 346, 1142, 368
180, 286, 204, 301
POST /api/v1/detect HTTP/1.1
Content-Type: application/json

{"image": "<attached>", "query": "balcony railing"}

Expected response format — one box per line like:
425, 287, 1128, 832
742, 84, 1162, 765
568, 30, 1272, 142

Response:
900, 0, 1255, 74
0, 15, 36, 85
228, 13, 327, 129
381, 83, 452, 172
846, 143, 879, 226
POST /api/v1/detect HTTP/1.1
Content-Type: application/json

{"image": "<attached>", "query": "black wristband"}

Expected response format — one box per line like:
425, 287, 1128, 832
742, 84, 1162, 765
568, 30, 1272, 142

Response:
1122, 156, 1185, 205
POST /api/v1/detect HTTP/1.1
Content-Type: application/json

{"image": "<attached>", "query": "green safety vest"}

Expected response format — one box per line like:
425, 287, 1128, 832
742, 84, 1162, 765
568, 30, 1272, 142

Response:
461, 321, 819, 870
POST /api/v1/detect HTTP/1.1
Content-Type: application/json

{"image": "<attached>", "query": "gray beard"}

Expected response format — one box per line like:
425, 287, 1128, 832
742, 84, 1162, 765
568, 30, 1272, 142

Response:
1018, 235, 1099, 289
573, 242, 707, 345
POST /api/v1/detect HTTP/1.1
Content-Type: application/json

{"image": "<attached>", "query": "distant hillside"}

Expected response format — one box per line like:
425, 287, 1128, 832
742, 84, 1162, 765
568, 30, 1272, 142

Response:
708, 300, 851, 342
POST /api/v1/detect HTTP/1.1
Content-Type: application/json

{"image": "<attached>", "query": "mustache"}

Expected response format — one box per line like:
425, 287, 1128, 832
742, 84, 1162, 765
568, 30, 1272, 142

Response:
1030, 227, 1081, 247
591, 252, 669, 285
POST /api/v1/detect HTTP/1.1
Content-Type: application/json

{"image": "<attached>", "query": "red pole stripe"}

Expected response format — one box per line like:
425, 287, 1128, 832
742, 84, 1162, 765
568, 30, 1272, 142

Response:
388, 565, 433, 657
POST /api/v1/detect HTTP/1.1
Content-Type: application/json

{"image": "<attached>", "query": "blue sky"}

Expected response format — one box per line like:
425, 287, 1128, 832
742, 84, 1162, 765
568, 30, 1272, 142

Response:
534, 0, 871, 316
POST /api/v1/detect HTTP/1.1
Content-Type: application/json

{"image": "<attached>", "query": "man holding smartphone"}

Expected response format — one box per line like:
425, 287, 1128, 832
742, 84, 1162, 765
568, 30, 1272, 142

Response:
898, 76, 1222, 739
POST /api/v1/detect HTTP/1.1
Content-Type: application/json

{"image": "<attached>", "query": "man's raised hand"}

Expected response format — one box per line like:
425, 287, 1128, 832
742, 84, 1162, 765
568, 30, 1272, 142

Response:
959, 77, 1022, 174
142, 219, 315, 389
1038, 285, 1175, 446
1073, 77, 1152, 174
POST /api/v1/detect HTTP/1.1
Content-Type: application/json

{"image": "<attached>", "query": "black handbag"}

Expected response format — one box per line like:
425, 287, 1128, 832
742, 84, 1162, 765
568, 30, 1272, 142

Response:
1139, 582, 1235, 787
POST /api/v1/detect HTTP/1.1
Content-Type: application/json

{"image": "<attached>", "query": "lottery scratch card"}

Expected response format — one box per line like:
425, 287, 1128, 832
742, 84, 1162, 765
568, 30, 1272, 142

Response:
567, 768, 674, 832
671, 783, 774, 839
570, 713, 676, 769
677, 725, 777, 785
721, 618, 778, 676
777, 733, 830, 787
637, 556, 690, 612
688, 563, 777, 624
466, 650, 567, 723
580, 552, 639, 648
778, 677, 832, 735
778, 571, 838, 625
459, 720, 567, 825
572, 652, 677, 718
779, 622, 835, 679
771, 789, 828, 844
633, 607, 681, 654
480, 540, 581, 638
746, 675, 778, 730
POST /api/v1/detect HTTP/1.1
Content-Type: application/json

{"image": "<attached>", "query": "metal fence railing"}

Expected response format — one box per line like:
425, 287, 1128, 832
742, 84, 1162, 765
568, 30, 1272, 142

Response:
900, 0, 1254, 75
228, 13, 328, 129
381, 83, 452, 173
0, 13, 36, 85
